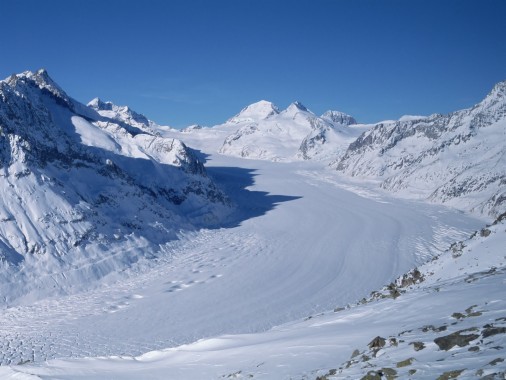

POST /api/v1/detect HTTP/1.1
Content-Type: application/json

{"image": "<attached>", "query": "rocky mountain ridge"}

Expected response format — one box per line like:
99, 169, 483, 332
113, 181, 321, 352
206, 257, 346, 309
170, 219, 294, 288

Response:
0, 69, 231, 303
334, 80, 506, 217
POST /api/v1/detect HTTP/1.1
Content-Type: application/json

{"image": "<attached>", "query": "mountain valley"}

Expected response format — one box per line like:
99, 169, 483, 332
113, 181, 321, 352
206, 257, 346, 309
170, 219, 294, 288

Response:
0, 70, 504, 379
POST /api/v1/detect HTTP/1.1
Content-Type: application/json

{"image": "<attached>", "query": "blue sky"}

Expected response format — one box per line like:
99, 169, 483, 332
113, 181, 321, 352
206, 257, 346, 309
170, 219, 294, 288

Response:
2, 0, 506, 128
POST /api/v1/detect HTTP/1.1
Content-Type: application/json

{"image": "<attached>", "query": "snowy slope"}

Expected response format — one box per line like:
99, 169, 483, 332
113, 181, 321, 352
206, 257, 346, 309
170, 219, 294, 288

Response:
334, 81, 506, 217
0, 70, 231, 305
218, 100, 366, 162
0, 155, 482, 366
226, 100, 280, 123
2, 197, 503, 379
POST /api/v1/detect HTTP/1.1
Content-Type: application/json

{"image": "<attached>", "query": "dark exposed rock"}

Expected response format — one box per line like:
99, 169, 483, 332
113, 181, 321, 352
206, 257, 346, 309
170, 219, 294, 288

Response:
489, 358, 505, 366
436, 369, 465, 380
409, 341, 425, 351
396, 357, 414, 368
368, 336, 386, 350
482, 327, 506, 338
360, 371, 382, 380
480, 228, 491, 237
434, 330, 479, 350
422, 325, 447, 333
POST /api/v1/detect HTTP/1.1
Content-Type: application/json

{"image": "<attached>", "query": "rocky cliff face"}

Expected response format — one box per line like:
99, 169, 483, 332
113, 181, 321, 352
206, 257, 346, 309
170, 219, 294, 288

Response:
334, 81, 506, 217
0, 70, 231, 302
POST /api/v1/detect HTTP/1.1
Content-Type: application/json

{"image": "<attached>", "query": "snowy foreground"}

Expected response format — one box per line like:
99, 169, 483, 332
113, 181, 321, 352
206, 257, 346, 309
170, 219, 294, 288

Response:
1, 153, 504, 379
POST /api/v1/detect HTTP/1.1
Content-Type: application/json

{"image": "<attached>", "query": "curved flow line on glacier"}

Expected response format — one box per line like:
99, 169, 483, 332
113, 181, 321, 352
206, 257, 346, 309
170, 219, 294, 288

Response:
0, 156, 483, 365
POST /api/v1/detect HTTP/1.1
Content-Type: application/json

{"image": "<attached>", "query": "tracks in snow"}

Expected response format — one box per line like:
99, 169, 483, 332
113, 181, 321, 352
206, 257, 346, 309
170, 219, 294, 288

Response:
0, 160, 483, 366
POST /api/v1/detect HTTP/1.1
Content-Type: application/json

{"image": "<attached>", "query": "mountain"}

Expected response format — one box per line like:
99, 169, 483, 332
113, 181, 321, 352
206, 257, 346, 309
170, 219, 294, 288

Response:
226, 100, 280, 124
180, 124, 204, 133
321, 109, 357, 125
218, 100, 365, 162
0, 69, 231, 303
0, 72, 504, 378
334, 81, 506, 217
87, 97, 176, 136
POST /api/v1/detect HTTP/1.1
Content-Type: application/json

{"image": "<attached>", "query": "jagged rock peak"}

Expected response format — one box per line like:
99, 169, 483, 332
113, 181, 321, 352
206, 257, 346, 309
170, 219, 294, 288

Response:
321, 110, 357, 125
87, 98, 134, 113
88, 98, 150, 126
3, 68, 71, 105
87, 97, 113, 111
480, 80, 506, 105
228, 100, 280, 123
280, 101, 313, 118
445, 80, 506, 117
181, 124, 204, 133
286, 101, 309, 112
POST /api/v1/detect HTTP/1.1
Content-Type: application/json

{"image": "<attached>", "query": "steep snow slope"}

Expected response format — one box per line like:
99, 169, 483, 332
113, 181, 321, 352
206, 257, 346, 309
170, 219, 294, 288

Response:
334, 81, 506, 217
2, 185, 503, 380
218, 100, 366, 161
0, 70, 231, 305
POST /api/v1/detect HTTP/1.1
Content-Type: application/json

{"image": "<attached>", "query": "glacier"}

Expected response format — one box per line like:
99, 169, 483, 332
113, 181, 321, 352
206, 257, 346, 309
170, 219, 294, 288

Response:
0, 70, 504, 379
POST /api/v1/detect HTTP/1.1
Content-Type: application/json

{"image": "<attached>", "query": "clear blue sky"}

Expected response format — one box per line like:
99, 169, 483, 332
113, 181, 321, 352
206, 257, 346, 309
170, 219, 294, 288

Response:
2, 0, 505, 128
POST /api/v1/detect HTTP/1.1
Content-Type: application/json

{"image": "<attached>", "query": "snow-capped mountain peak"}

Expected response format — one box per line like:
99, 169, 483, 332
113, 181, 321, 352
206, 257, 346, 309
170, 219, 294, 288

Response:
473, 79, 506, 113
321, 110, 357, 125
19, 68, 66, 95
334, 80, 506, 217
0, 69, 231, 303
88, 97, 156, 131
87, 97, 113, 111
282, 101, 312, 117
5, 69, 73, 109
227, 100, 279, 123
218, 98, 365, 162
487, 79, 506, 99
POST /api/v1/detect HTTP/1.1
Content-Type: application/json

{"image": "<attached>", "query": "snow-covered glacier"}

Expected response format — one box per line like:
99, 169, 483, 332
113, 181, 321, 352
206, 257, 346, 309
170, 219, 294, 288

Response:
0, 70, 504, 379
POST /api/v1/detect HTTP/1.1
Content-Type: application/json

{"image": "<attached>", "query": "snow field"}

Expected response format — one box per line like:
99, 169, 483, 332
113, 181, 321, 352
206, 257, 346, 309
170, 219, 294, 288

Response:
0, 156, 483, 372
3, 200, 503, 380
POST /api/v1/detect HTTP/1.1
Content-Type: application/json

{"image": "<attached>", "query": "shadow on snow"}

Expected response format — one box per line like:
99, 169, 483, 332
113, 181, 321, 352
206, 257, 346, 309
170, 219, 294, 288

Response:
206, 165, 302, 228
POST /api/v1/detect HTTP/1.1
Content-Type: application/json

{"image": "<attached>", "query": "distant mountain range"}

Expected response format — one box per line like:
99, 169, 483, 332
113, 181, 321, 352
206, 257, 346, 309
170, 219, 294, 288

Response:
181, 82, 505, 217
217, 100, 367, 161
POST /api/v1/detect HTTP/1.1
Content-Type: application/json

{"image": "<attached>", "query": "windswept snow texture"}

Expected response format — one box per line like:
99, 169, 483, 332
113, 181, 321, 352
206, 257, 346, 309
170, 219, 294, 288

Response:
217, 100, 366, 162
335, 81, 506, 217
0, 70, 231, 304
